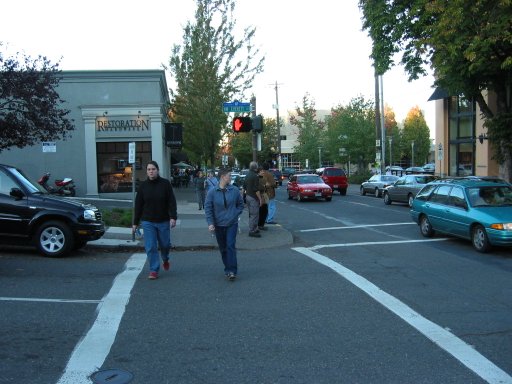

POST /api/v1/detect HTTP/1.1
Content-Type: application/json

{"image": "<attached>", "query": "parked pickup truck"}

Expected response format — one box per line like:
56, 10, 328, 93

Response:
0, 163, 105, 257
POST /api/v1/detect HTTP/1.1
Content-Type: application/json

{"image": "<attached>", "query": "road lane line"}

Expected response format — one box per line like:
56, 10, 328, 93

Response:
310, 238, 448, 250
56, 253, 146, 384
300, 222, 415, 232
0, 297, 100, 304
293, 247, 512, 384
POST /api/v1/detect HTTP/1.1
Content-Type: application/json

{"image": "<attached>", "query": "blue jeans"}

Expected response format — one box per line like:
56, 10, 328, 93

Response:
141, 220, 171, 273
214, 223, 238, 275
266, 198, 276, 223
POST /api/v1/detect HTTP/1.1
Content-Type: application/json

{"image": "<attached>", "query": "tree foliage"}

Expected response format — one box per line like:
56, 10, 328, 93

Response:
324, 96, 375, 171
359, 0, 512, 180
290, 94, 325, 168
168, 0, 264, 167
402, 106, 431, 166
0, 45, 74, 152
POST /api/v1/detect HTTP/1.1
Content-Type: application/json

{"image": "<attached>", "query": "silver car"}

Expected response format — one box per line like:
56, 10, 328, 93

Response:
383, 174, 439, 207
360, 175, 400, 197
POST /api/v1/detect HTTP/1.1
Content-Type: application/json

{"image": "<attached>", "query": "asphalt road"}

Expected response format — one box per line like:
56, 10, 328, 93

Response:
1, 184, 511, 384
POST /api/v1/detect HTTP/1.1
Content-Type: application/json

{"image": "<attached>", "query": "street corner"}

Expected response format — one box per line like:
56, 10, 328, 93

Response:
237, 223, 293, 250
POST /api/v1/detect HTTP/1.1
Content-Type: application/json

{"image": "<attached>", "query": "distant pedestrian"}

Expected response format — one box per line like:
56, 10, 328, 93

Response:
205, 168, 244, 281
132, 161, 177, 280
205, 171, 219, 195
257, 166, 269, 231
243, 161, 262, 237
194, 170, 206, 210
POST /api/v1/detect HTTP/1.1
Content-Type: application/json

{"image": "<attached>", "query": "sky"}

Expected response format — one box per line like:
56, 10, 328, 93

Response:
0, 0, 436, 134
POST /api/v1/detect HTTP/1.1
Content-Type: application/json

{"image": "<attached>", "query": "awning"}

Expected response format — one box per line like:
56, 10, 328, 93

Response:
428, 87, 449, 101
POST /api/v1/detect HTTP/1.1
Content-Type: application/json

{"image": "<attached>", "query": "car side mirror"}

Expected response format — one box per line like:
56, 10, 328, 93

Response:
10, 187, 25, 200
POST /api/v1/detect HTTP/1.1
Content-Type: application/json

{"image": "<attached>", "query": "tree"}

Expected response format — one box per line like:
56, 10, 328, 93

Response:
324, 96, 375, 171
359, 0, 512, 180
402, 106, 431, 166
290, 94, 325, 168
0, 46, 74, 152
168, 0, 264, 167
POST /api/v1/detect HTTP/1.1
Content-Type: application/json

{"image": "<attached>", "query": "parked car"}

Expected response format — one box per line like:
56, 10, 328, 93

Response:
410, 178, 512, 252
405, 166, 425, 174
287, 174, 333, 202
0, 163, 105, 257
281, 167, 297, 179
385, 165, 404, 176
269, 168, 283, 186
422, 163, 435, 174
383, 174, 439, 207
360, 174, 400, 197
318, 167, 348, 195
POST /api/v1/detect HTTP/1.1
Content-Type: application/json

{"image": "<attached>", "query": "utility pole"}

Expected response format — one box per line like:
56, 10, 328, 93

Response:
374, 70, 382, 173
251, 95, 257, 162
274, 81, 282, 169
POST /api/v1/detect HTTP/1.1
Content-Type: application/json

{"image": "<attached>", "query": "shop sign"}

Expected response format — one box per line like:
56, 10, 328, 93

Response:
95, 115, 151, 138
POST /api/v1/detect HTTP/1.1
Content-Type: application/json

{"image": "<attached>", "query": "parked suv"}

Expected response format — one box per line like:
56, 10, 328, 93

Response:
318, 167, 348, 195
0, 164, 105, 257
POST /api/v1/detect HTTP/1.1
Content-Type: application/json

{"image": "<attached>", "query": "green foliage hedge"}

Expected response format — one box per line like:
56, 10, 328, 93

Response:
101, 208, 132, 227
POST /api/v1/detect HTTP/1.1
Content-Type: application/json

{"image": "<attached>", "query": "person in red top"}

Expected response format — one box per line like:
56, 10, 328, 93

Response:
132, 161, 177, 280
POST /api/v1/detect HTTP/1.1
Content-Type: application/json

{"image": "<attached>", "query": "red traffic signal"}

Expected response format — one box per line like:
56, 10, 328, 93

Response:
232, 116, 252, 132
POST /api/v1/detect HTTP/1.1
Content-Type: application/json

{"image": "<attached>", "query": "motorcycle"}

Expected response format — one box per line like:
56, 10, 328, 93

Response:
38, 172, 76, 196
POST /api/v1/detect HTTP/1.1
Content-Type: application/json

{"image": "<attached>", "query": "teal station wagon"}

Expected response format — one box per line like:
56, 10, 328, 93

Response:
410, 178, 512, 252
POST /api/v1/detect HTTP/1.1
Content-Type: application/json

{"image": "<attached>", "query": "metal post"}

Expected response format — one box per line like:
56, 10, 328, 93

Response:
275, 81, 281, 168
389, 137, 393, 168
318, 147, 322, 168
411, 140, 415, 167
251, 96, 257, 162
379, 75, 386, 174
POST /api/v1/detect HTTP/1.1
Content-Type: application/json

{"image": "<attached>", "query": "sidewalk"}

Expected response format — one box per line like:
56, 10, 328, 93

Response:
87, 187, 293, 251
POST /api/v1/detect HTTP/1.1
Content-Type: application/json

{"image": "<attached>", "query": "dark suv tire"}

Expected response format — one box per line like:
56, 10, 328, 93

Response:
35, 220, 74, 257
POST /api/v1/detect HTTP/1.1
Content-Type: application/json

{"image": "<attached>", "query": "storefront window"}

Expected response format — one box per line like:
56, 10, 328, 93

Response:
97, 142, 151, 193
448, 96, 476, 176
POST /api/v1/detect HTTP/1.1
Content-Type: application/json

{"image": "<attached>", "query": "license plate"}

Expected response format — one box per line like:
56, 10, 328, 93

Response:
315, 193, 322, 197
333, 185, 338, 188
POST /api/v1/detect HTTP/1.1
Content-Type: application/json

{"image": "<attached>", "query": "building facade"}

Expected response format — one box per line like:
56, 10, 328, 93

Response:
0, 70, 172, 196
432, 91, 500, 178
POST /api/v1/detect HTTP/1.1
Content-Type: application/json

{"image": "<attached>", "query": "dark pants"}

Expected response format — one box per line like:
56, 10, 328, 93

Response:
214, 223, 238, 275
258, 204, 268, 227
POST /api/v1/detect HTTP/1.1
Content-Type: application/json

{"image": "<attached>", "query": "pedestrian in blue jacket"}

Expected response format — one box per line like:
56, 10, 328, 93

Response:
205, 168, 244, 281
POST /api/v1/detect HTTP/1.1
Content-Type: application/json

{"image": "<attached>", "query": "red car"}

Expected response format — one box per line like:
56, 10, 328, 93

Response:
287, 174, 333, 202
317, 167, 348, 195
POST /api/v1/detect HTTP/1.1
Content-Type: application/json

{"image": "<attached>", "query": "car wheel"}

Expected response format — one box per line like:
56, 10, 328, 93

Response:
325, 197, 332, 202
35, 220, 74, 257
407, 194, 414, 208
69, 187, 76, 197
472, 225, 491, 253
374, 188, 380, 198
360, 187, 366, 196
419, 215, 435, 238
383, 192, 392, 205
340, 189, 347, 196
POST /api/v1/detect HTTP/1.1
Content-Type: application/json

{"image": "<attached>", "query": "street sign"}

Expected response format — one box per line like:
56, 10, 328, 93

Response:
42, 142, 56, 153
223, 101, 251, 113
128, 142, 136, 164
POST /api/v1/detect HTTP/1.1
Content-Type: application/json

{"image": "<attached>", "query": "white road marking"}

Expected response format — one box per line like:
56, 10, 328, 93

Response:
56, 253, 146, 384
293, 247, 512, 384
0, 297, 100, 304
300, 222, 415, 232
310, 238, 449, 250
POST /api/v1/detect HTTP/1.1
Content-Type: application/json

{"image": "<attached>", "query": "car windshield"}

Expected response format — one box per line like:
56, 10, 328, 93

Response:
12, 168, 46, 194
415, 175, 437, 184
468, 186, 512, 207
325, 168, 345, 176
298, 175, 323, 184
382, 176, 398, 182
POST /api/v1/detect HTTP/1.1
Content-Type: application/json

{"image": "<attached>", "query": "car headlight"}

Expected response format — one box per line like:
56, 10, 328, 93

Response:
490, 223, 512, 230
83, 209, 97, 221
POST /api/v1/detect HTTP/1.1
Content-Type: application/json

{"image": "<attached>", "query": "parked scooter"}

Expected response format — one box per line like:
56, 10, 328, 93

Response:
37, 172, 76, 196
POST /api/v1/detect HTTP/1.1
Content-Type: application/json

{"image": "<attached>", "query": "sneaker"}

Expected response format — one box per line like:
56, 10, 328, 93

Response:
163, 260, 170, 271
227, 272, 236, 281
148, 272, 158, 280
248, 232, 261, 238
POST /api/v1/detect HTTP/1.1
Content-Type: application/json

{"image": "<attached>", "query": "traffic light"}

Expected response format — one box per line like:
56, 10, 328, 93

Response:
252, 115, 264, 132
232, 116, 252, 132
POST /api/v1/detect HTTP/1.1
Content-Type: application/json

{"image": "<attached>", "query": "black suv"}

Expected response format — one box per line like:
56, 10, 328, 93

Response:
0, 164, 105, 257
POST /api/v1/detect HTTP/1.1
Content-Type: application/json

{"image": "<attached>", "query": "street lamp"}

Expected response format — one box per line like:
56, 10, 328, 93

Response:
411, 140, 415, 167
388, 137, 393, 167
318, 147, 322, 168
